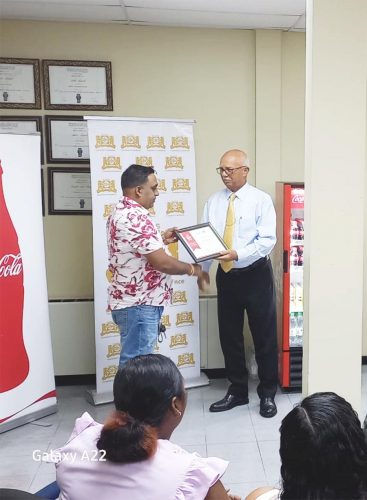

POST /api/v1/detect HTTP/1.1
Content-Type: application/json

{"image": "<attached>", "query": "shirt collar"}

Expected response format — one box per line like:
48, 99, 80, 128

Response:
225, 182, 250, 200
121, 195, 149, 214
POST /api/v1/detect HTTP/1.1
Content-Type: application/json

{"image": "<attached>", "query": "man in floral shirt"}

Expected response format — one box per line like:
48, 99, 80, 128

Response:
107, 164, 203, 366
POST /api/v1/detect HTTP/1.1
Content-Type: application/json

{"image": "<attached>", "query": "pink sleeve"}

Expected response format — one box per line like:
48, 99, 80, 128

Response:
175, 454, 229, 499
66, 412, 97, 442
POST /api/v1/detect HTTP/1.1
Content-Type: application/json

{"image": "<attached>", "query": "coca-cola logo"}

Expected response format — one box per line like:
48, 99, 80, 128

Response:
292, 195, 304, 203
0, 253, 23, 277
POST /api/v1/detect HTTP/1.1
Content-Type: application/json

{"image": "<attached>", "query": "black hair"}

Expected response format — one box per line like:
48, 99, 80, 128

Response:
279, 392, 367, 499
120, 164, 156, 190
97, 354, 185, 464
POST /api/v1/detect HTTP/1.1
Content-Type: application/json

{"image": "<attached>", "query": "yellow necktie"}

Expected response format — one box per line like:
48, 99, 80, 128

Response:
221, 193, 236, 273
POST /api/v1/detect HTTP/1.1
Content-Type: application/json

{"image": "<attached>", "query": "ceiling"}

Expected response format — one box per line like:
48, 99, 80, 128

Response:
0, 0, 306, 31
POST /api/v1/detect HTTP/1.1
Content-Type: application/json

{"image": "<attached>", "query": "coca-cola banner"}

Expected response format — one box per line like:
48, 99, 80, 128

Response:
0, 133, 56, 432
86, 117, 207, 403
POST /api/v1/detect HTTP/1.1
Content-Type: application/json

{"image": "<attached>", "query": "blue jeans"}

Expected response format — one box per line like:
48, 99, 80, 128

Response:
112, 305, 164, 367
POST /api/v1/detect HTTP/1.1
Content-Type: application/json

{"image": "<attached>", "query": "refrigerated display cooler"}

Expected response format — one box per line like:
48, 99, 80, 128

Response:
274, 183, 304, 389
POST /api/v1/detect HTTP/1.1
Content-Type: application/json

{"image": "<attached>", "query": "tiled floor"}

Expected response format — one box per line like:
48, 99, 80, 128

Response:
1, 367, 366, 499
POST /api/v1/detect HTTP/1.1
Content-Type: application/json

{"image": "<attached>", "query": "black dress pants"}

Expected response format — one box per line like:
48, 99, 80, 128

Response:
216, 257, 278, 399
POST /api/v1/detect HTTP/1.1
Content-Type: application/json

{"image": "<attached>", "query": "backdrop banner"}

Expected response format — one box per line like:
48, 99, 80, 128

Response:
0, 133, 56, 432
86, 117, 208, 403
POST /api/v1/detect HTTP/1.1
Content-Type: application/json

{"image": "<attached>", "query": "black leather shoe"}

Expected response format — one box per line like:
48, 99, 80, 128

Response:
209, 393, 249, 413
260, 397, 277, 418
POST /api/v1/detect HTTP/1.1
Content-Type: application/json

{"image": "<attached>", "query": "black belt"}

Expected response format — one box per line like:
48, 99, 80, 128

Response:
226, 256, 269, 273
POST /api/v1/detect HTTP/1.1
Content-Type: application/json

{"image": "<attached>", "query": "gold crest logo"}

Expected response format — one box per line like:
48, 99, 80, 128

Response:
172, 178, 191, 192
101, 321, 120, 336
158, 179, 167, 192
103, 203, 116, 218
102, 365, 118, 380
170, 333, 188, 349
95, 135, 116, 149
171, 137, 190, 150
102, 156, 121, 170
147, 136, 165, 149
149, 207, 156, 217
161, 314, 171, 329
97, 179, 117, 194
172, 291, 188, 305
165, 156, 183, 170
167, 241, 178, 259
167, 201, 184, 215
176, 311, 194, 326
121, 135, 141, 149
153, 340, 160, 353
107, 343, 121, 358
136, 156, 153, 166
177, 353, 195, 367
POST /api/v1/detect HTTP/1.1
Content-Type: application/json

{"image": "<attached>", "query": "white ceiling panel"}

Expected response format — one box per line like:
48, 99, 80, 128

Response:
127, 7, 298, 29
291, 13, 306, 29
0, 2, 126, 21
4, 0, 121, 4
124, 0, 305, 16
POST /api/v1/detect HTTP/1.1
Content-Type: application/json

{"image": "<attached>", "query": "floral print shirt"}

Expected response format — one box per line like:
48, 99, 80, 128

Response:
107, 196, 173, 310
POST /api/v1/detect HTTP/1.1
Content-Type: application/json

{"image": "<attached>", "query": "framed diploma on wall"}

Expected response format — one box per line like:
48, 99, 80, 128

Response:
0, 58, 41, 109
45, 115, 89, 163
48, 167, 92, 215
0, 116, 44, 164
42, 60, 113, 111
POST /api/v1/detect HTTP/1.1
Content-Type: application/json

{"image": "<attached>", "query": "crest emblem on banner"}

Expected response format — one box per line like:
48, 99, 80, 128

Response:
101, 321, 119, 336
165, 156, 183, 169
167, 201, 184, 215
171, 137, 190, 149
176, 311, 194, 326
97, 179, 117, 194
170, 334, 188, 349
136, 156, 153, 166
95, 135, 116, 149
107, 343, 121, 358
103, 204, 116, 219
167, 241, 179, 259
177, 353, 195, 367
161, 314, 172, 328
172, 178, 190, 192
102, 156, 121, 170
172, 291, 188, 305
147, 136, 165, 149
158, 179, 167, 192
102, 365, 118, 380
121, 135, 141, 149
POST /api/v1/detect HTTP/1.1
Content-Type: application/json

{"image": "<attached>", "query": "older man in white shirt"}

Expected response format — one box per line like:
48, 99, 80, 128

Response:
199, 149, 278, 418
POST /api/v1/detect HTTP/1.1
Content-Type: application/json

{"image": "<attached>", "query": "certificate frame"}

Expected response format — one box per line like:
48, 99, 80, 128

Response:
48, 167, 92, 215
0, 58, 41, 109
45, 115, 89, 164
42, 59, 113, 111
0, 115, 44, 164
175, 222, 228, 263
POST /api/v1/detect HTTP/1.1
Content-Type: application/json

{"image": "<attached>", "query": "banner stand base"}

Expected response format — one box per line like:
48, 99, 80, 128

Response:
185, 371, 210, 389
86, 389, 113, 406
0, 404, 58, 434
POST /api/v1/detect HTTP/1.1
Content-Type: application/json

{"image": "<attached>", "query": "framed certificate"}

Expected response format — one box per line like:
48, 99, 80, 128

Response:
48, 167, 92, 215
42, 59, 113, 111
0, 58, 41, 109
176, 223, 228, 263
0, 115, 44, 164
45, 115, 89, 163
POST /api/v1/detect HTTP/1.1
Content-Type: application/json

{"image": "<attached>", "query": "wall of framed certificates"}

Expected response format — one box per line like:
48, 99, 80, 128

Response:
0, 57, 113, 217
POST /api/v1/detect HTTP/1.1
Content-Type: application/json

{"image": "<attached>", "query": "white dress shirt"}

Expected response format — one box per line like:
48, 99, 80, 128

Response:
201, 182, 276, 272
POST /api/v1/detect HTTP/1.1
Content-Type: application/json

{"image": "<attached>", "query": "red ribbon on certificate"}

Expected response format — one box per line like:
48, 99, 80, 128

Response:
181, 231, 200, 251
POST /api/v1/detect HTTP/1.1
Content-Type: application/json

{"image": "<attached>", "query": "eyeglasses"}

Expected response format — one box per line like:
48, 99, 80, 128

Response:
216, 166, 248, 176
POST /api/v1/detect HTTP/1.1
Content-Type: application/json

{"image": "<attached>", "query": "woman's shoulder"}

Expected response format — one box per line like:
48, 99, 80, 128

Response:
245, 486, 280, 500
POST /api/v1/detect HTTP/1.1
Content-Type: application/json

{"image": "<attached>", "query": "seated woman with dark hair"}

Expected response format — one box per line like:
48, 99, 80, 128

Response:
246, 392, 367, 500
54, 354, 238, 500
